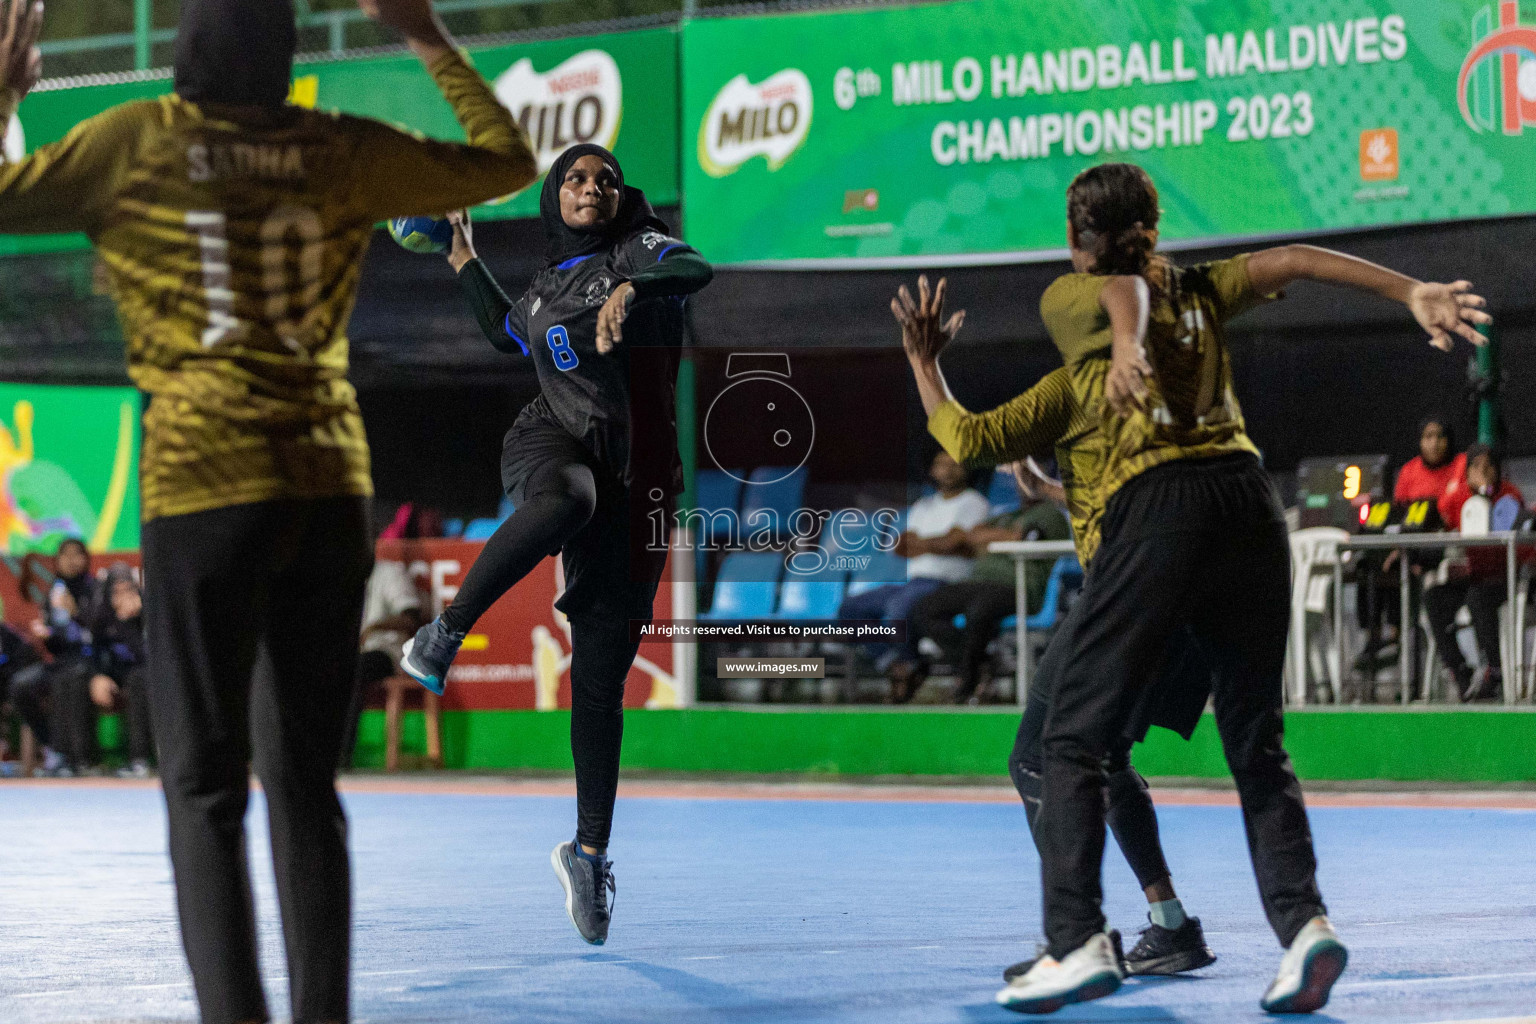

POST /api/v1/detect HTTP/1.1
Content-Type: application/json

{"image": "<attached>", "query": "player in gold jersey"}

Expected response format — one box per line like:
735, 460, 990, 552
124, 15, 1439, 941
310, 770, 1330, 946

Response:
905, 311, 1217, 981
986, 163, 1489, 1015
0, 1, 537, 1021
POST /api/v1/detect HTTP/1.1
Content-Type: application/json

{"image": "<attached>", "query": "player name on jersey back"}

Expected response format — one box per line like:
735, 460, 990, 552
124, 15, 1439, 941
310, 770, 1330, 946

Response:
187, 142, 306, 183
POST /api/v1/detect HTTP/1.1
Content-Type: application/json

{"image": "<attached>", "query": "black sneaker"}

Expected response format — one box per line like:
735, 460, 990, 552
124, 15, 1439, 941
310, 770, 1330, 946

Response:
552, 840, 616, 945
400, 618, 465, 696
1125, 916, 1217, 976
1005, 930, 1124, 983
1003, 945, 1048, 983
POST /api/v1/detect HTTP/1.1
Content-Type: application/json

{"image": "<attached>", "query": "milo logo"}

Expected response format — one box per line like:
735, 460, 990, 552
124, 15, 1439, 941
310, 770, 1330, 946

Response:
494, 49, 622, 176
698, 69, 813, 177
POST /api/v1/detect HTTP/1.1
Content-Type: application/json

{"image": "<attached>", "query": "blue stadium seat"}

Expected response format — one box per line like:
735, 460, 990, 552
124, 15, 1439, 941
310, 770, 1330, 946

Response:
776, 579, 847, 620
740, 467, 806, 536
987, 467, 1021, 513
693, 469, 745, 555
442, 518, 464, 539
701, 551, 783, 619
498, 495, 516, 519
1026, 556, 1083, 630
967, 556, 1083, 633
845, 549, 906, 597
462, 517, 504, 541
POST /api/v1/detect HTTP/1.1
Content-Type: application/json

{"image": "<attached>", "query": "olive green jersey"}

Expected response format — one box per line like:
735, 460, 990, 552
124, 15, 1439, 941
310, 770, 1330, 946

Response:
926, 367, 1105, 567
1040, 254, 1273, 506
0, 50, 537, 520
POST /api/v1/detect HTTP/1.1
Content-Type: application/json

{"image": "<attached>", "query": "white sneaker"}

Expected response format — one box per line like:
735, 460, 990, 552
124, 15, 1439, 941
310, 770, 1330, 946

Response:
995, 930, 1124, 1014
1261, 915, 1348, 1014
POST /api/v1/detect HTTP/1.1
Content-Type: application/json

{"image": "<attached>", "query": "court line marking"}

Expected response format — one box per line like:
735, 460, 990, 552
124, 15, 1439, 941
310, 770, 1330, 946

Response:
9, 777, 1536, 811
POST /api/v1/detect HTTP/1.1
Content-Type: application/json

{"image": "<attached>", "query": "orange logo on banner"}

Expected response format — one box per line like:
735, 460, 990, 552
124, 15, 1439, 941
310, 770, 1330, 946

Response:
1359, 128, 1399, 181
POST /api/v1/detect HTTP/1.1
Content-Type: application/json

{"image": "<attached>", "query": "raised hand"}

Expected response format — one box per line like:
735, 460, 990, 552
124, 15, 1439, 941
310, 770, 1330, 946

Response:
1408, 280, 1491, 352
446, 210, 476, 272
596, 282, 636, 354
0, 0, 43, 102
358, 0, 446, 44
891, 274, 965, 364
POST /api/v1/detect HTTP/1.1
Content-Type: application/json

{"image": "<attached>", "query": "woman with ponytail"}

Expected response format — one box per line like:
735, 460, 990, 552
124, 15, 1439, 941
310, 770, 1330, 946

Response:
990, 162, 1493, 1015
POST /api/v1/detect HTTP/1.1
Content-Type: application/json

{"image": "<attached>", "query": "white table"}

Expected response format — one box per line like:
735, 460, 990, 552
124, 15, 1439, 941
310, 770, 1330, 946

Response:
987, 539, 1079, 705
1332, 531, 1525, 704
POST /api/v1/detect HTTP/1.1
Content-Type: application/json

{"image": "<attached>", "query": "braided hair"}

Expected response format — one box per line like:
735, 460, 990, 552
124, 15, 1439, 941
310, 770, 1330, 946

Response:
1066, 163, 1169, 292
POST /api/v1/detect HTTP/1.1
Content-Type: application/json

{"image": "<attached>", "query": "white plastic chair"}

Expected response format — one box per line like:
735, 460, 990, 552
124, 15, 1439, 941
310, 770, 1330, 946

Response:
1286, 527, 1348, 705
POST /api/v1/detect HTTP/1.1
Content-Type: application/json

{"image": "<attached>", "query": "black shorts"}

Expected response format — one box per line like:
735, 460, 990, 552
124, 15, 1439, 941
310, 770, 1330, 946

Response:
501, 406, 671, 624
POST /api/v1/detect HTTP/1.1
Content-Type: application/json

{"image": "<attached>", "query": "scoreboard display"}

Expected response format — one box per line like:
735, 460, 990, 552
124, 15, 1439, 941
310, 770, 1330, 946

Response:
1295, 455, 1389, 531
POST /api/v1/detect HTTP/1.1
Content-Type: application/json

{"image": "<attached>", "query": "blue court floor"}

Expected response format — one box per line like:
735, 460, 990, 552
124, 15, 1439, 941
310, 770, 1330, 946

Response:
2, 780, 1534, 1024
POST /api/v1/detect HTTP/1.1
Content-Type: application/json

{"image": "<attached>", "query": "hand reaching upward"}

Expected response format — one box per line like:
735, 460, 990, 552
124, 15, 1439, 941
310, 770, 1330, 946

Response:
892, 274, 966, 364
0, 0, 43, 104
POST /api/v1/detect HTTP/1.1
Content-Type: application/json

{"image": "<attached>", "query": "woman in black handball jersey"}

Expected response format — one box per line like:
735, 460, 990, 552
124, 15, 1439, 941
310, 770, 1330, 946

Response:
401, 143, 712, 945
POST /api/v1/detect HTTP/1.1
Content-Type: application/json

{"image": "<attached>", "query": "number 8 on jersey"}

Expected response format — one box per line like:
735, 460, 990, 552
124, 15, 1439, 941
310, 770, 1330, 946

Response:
546, 324, 579, 371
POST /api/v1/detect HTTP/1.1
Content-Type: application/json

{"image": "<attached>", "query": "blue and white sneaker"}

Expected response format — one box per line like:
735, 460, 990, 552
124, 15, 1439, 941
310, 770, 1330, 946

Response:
996, 930, 1124, 1014
400, 618, 465, 696
1261, 916, 1347, 1014
552, 841, 616, 945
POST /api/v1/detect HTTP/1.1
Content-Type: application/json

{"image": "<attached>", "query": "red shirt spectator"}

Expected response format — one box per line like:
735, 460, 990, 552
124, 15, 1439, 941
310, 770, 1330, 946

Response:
1395, 452, 1465, 503
1396, 416, 1464, 503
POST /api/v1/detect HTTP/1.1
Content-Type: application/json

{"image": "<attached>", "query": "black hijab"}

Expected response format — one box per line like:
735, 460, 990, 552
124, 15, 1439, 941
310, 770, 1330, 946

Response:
540, 144, 668, 267
1418, 414, 1456, 469
175, 0, 297, 109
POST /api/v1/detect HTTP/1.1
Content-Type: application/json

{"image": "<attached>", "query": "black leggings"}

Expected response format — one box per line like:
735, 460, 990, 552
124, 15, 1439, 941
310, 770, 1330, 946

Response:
441, 445, 654, 850
439, 456, 598, 635
1009, 613, 1171, 893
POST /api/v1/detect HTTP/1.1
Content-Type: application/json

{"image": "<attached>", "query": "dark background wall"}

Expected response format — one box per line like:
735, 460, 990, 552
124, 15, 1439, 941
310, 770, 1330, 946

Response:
2, 211, 1530, 520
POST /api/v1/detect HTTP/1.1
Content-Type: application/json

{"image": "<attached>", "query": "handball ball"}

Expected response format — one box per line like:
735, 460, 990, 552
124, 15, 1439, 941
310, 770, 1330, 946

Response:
388, 216, 454, 254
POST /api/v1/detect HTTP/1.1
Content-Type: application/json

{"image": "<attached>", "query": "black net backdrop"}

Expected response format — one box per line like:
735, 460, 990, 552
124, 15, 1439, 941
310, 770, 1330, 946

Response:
1, 210, 1532, 515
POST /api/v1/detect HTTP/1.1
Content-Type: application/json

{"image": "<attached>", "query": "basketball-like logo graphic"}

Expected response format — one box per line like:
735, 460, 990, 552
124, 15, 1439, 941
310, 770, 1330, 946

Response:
703, 353, 815, 485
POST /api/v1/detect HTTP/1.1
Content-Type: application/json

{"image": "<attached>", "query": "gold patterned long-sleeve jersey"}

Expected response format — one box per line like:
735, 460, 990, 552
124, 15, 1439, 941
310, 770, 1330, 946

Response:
926, 366, 1107, 567
1039, 254, 1275, 508
0, 50, 538, 521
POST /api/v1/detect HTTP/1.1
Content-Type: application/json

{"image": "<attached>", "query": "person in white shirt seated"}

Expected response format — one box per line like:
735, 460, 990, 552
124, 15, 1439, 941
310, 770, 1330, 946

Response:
837, 450, 990, 700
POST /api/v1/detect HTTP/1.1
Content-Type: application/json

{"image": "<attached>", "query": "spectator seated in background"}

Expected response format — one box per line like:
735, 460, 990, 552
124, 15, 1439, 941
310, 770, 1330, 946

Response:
1354, 415, 1464, 684
341, 556, 426, 767
0, 618, 44, 763
1424, 444, 1531, 701
12, 537, 100, 775
838, 450, 989, 696
83, 565, 153, 778
898, 460, 1071, 704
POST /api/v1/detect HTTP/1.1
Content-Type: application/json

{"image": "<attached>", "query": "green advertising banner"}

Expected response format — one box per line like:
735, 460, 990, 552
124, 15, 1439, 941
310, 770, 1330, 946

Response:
681, 0, 1536, 266
0, 26, 678, 255
0, 382, 140, 554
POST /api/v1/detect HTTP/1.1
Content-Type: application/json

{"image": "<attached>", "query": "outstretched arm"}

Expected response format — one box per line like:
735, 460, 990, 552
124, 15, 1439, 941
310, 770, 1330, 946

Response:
892, 274, 967, 417
352, 0, 538, 220
1245, 244, 1491, 351
446, 210, 528, 356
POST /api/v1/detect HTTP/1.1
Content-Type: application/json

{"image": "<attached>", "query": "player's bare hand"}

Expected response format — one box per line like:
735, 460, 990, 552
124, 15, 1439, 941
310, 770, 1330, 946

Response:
1105, 338, 1153, 417
596, 282, 636, 354
0, 0, 44, 101
446, 210, 476, 272
1409, 280, 1491, 352
892, 274, 965, 364
359, 0, 445, 44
